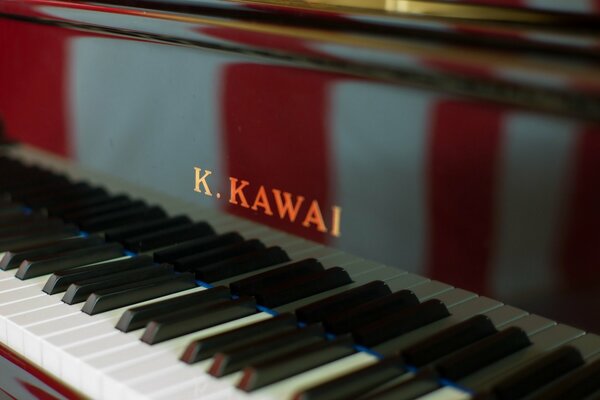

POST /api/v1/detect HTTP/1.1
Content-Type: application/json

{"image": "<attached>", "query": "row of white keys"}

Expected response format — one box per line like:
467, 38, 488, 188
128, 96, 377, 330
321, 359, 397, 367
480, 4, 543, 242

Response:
97, 250, 393, 399
249, 300, 557, 400
39, 232, 303, 381
31, 234, 324, 398
146, 282, 497, 399
0, 220, 295, 390
107, 259, 417, 400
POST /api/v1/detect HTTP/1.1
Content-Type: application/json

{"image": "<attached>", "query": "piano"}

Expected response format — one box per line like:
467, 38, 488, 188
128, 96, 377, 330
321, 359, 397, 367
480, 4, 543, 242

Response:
0, 0, 599, 398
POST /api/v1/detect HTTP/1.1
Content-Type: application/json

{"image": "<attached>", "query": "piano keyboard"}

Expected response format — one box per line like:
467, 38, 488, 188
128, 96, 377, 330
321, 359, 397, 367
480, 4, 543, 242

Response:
1, 144, 599, 400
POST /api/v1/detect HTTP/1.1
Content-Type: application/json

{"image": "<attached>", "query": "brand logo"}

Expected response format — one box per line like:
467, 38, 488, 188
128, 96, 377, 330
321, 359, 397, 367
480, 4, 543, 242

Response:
194, 167, 341, 237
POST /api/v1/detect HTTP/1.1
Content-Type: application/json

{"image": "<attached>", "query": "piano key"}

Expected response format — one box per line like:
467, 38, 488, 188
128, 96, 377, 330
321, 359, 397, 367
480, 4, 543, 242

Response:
181, 313, 298, 364
413, 386, 471, 400
274, 264, 409, 314
486, 346, 584, 399
123, 221, 215, 252
0, 228, 80, 253
22, 183, 96, 208
323, 289, 420, 335
77, 205, 167, 232
141, 296, 257, 344
43, 255, 156, 294
353, 299, 451, 347
153, 231, 243, 264
255, 267, 352, 308
359, 371, 441, 400
434, 327, 532, 381
195, 246, 290, 282
287, 298, 510, 400
462, 323, 585, 390
402, 315, 498, 368
116, 286, 231, 332
172, 238, 265, 272
228, 258, 323, 297
238, 335, 356, 391
295, 281, 391, 324
4, 180, 74, 201
15, 243, 125, 279
208, 325, 325, 377
291, 354, 405, 400
16, 287, 207, 364
62, 263, 175, 304
82, 272, 197, 314
103, 215, 191, 243
526, 357, 600, 400
60, 195, 133, 222
0, 235, 104, 270
88, 313, 272, 398
45, 192, 114, 216
568, 333, 600, 359
0, 217, 66, 236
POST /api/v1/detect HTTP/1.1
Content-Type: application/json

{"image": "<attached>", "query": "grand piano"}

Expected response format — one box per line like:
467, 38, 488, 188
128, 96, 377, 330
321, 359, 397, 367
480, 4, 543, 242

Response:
0, 0, 599, 398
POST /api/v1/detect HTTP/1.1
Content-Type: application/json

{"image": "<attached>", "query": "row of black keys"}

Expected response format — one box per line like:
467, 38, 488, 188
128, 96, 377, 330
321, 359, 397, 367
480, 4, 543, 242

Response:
2, 156, 599, 399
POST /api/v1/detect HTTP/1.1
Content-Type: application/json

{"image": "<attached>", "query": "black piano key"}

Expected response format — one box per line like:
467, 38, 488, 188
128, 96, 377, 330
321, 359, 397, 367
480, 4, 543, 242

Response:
352, 299, 451, 347
229, 258, 324, 296
0, 228, 80, 253
293, 355, 408, 400
487, 346, 584, 400
62, 263, 174, 304
116, 286, 231, 332
295, 281, 391, 324
0, 211, 42, 225
104, 216, 192, 243
0, 217, 66, 236
23, 182, 95, 208
181, 313, 298, 364
60, 195, 133, 222
141, 297, 257, 344
15, 243, 124, 280
32, 188, 109, 212
195, 246, 290, 282
78, 205, 166, 232
208, 325, 325, 377
124, 221, 215, 252
323, 290, 420, 335
45, 192, 113, 216
4, 180, 73, 201
153, 232, 243, 264
434, 327, 532, 382
401, 315, 498, 367
82, 272, 196, 315
526, 357, 600, 400
172, 239, 263, 272
0, 235, 104, 270
0, 220, 76, 243
43, 255, 156, 294
238, 335, 356, 392
255, 267, 352, 308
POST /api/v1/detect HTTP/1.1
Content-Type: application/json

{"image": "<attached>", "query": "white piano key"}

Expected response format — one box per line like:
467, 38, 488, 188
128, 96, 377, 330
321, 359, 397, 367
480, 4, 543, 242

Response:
414, 386, 472, 400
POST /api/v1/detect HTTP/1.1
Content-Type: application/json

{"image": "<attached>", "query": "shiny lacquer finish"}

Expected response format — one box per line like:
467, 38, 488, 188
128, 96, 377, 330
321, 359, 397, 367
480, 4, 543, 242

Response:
0, 0, 599, 336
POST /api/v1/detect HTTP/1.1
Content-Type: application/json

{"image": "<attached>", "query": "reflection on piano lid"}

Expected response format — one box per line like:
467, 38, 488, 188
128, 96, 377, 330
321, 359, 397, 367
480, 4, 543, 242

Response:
1, 0, 600, 398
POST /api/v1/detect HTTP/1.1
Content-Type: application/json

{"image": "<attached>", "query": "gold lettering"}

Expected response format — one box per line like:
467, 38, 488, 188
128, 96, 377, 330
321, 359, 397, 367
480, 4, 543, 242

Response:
330, 206, 342, 237
194, 167, 213, 196
302, 200, 327, 233
272, 189, 304, 223
251, 185, 274, 216
229, 177, 250, 208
